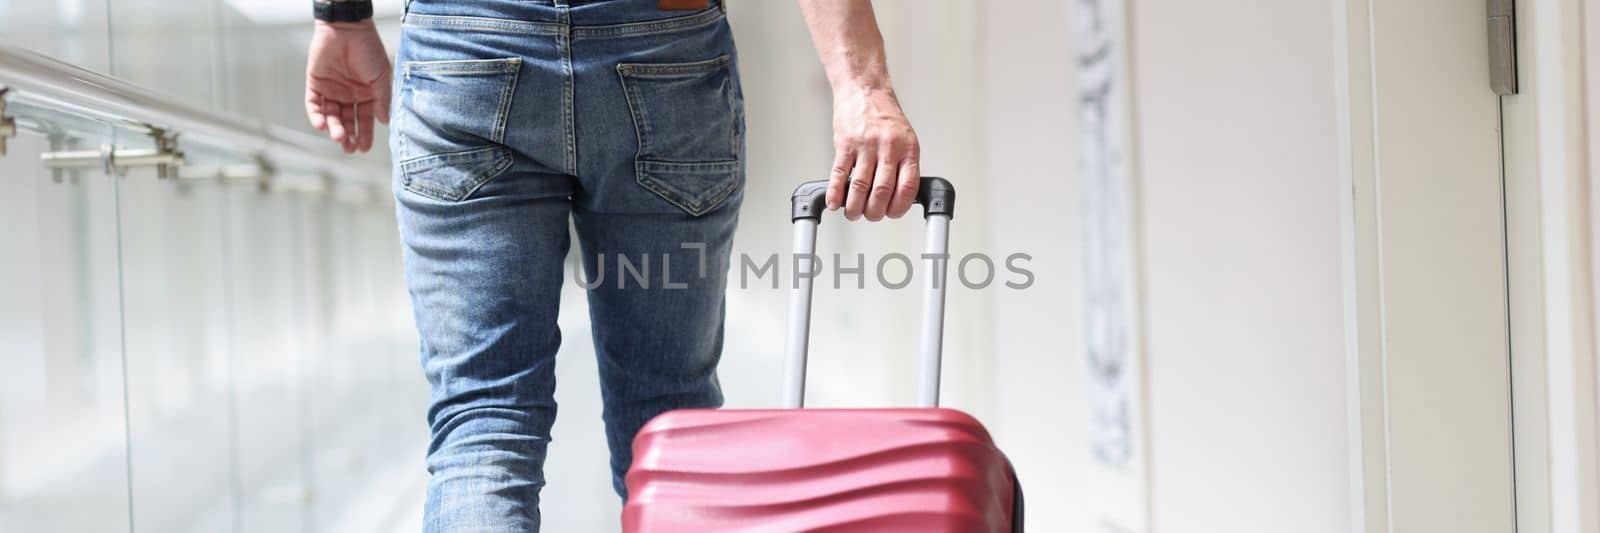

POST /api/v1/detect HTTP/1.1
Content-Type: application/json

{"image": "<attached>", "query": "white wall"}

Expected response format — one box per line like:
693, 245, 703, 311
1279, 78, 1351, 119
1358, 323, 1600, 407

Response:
977, 1, 1089, 532
978, 2, 1356, 531
1130, 1, 1352, 532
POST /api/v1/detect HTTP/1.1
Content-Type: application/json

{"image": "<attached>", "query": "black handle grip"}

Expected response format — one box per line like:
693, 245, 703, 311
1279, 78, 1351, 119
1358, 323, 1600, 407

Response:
790, 177, 956, 222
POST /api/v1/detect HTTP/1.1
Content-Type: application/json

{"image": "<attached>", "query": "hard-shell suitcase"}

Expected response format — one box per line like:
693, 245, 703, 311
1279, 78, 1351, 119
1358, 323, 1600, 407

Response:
622, 178, 1024, 532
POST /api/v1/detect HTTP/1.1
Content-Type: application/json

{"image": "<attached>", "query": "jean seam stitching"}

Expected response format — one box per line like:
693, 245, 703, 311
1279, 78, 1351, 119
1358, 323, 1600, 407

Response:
618, 63, 649, 170
397, 83, 412, 188
615, 55, 730, 77
403, 63, 521, 76
453, 150, 515, 200
727, 75, 738, 157
572, 6, 723, 40
635, 160, 740, 216
399, 146, 511, 201
491, 59, 522, 144
559, 11, 576, 175
403, 14, 564, 35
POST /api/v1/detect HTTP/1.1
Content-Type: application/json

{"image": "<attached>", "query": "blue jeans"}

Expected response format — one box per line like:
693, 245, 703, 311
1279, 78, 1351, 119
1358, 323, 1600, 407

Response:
389, 0, 743, 530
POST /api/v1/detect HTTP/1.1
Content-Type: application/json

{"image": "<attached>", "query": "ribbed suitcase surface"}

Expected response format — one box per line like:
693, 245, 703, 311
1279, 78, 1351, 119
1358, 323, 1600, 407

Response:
622, 407, 1016, 532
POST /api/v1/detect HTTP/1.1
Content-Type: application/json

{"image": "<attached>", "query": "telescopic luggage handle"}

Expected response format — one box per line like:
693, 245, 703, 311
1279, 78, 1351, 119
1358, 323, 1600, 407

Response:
783, 177, 956, 409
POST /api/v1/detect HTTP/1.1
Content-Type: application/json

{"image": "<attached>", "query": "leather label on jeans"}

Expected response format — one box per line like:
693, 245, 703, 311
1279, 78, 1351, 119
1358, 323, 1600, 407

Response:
659, 0, 708, 10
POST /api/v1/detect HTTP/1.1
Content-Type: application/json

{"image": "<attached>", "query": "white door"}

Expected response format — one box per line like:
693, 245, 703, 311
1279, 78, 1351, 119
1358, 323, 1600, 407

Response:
1338, 1, 1516, 531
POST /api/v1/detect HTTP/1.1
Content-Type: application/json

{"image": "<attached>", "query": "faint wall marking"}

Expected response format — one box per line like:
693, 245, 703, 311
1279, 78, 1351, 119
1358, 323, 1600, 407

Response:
1076, 0, 1150, 528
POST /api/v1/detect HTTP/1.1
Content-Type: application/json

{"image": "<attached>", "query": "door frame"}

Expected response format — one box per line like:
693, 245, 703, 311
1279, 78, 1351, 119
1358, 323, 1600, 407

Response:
1336, 1, 1517, 531
1339, 0, 1600, 531
1501, 0, 1600, 531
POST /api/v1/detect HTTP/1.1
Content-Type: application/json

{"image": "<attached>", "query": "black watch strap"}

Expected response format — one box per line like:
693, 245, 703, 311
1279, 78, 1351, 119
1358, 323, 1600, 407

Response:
314, 1, 374, 23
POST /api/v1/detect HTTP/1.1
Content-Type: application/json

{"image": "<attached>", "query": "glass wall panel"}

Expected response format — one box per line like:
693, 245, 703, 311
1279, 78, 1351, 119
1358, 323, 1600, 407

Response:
117, 141, 240, 533
304, 192, 429, 532
0, 124, 130, 531
0, 0, 113, 71
222, 182, 311, 533
6, 2, 430, 529
106, 0, 219, 106
214, 4, 309, 131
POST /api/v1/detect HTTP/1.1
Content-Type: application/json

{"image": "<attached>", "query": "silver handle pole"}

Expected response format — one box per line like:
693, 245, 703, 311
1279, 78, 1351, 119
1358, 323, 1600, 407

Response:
783, 177, 953, 410
783, 219, 820, 408
916, 214, 951, 407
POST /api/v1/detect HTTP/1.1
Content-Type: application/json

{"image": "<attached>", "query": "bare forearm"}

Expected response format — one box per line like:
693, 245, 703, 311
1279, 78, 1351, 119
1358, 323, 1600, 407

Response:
796, 0, 920, 221
796, 0, 895, 97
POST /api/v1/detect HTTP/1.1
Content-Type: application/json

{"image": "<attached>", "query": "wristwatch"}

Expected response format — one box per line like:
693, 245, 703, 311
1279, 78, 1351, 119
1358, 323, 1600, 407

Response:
313, 0, 373, 23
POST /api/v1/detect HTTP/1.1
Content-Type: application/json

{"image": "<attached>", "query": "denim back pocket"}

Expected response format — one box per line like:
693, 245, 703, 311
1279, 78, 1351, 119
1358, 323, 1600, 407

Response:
617, 55, 742, 216
395, 57, 521, 202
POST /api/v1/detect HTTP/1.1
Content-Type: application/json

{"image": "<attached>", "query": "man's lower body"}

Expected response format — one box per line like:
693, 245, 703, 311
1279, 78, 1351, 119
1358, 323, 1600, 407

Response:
388, 1, 743, 530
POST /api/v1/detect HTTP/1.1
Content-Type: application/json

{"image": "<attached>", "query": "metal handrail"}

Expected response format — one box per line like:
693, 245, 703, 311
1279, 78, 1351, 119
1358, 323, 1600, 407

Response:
0, 44, 386, 183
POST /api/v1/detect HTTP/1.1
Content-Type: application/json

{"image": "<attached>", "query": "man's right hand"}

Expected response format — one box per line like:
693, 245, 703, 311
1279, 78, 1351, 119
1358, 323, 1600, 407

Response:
305, 19, 391, 154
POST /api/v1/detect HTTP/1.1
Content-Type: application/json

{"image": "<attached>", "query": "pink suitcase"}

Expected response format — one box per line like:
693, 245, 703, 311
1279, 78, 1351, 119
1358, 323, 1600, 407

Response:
623, 179, 1023, 532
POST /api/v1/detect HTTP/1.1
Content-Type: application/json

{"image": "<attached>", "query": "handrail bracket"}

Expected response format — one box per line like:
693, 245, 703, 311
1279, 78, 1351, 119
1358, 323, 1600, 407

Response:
151, 128, 184, 178
41, 126, 185, 178
0, 87, 16, 156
